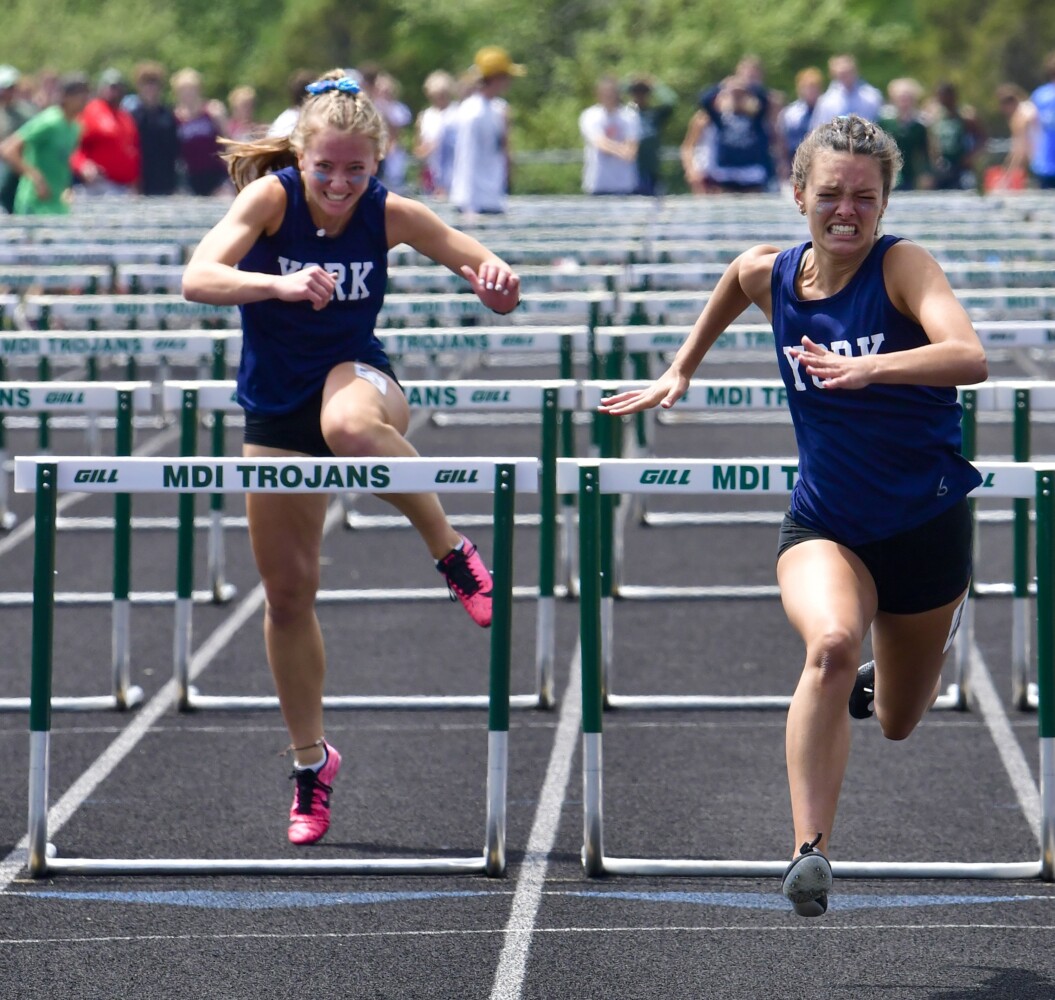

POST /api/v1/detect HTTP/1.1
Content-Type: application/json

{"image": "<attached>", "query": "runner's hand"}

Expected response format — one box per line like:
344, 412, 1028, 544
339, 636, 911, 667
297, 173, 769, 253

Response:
274, 265, 338, 311
598, 369, 690, 415
461, 264, 521, 314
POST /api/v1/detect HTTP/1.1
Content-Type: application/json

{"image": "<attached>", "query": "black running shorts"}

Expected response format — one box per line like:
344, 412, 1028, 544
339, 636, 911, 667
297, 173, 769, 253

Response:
243, 364, 403, 458
776, 498, 973, 615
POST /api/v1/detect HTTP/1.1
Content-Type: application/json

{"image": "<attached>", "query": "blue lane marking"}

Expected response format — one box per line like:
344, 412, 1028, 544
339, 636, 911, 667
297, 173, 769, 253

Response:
7, 889, 495, 910
7, 888, 1048, 912
560, 890, 1046, 912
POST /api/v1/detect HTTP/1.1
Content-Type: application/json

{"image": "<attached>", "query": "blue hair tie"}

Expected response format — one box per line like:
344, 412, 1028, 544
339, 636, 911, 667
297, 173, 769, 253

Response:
305, 77, 360, 96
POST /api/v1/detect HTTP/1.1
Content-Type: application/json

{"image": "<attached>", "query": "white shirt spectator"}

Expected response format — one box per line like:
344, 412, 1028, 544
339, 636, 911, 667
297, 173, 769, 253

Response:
418, 101, 459, 194
267, 107, 300, 138
449, 92, 509, 214
578, 103, 641, 194
810, 78, 883, 129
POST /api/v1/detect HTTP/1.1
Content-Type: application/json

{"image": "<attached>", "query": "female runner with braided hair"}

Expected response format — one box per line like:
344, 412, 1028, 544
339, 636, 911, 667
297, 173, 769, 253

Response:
183, 69, 520, 846
600, 114, 987, 916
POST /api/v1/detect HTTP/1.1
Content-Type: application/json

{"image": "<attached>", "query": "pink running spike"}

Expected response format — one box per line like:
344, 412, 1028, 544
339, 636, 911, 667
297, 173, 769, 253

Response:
436, 536, 493, 628
288, 742, 342, 845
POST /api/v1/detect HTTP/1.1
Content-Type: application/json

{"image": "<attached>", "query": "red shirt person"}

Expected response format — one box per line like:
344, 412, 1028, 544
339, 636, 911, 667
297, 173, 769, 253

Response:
70, 67, 140, 192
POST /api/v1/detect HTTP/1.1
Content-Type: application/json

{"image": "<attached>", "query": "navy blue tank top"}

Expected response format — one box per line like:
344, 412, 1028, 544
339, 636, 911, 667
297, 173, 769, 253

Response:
237, 166, 391, 414
771, 235, 981, 545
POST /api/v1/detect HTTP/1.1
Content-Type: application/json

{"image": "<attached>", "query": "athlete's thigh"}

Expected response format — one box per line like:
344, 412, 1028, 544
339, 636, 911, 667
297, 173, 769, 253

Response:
870, 587, 968, 695
322, 361, 409, 436
776, 538, 878, 649
242, 443, 329, 588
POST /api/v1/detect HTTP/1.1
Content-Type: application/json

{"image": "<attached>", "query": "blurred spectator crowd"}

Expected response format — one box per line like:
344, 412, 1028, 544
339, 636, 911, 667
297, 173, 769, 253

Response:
0, 47, 1052, 215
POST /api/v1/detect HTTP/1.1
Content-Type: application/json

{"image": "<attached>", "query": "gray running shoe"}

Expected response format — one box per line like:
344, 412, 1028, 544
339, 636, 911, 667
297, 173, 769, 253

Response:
781, 833, 832, 917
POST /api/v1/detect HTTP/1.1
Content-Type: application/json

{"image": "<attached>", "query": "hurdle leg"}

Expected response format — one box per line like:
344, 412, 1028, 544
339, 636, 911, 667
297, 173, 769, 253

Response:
579, 465, 606, 875
111, 389, 144, 709
208, 411, 237, 603
1010, 473, 1035, 712
0, 358, 17, 528
946, 598, 971, 711
485, 464, 517, 876
626, 352, 653, 526
110, 489, 144, 710
0, 445, 16, 529
559, 339, 579, 599
535, 390, 560, 708
1014, 597, 1036, 710
1035, 471, 1055, 879
1013, 391, 1036, 709
172, 390, 198, 708
174, 486, 195, 710
28, 463, 58, 876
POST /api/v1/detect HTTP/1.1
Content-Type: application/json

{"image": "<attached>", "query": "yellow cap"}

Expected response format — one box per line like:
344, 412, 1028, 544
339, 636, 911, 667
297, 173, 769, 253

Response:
473, 46, 526, 79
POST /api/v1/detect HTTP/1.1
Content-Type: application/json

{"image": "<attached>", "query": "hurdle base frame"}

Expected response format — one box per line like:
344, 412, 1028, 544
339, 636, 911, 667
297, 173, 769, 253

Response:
593, 855, 1043, 880
603, 682, 964, 713
21, 457, 534, 880
0, 688, 145, 713
36, 853, 496, 877
574, 461, 1055, 885
175, 583, 558, 713
182, 684, 545, 713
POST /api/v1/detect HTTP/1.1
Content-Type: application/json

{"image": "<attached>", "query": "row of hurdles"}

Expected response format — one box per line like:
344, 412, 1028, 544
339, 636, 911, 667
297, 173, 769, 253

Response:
2, 256, 1055, 298
4, 288, 1055, 336
1, 372, 1052, 718
12, 451, 1055, 880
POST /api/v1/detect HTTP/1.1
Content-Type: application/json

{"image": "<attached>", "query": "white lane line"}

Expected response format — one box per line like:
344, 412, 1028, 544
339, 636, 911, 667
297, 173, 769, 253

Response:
4, 922, 1055, 947
969, 641, 1042, 844
489, 650, 582, 1000
0, 579, 266, 891
0, 498, 352, 892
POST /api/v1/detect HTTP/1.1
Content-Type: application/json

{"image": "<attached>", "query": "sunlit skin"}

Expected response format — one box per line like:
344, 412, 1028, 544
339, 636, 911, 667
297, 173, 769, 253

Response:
599, 149, 985, 415
299, 129, 377, 231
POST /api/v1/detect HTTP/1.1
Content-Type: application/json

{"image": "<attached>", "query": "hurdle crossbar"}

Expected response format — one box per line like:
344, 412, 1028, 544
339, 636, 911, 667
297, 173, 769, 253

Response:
569, 458, 1055, 880
16, 455, 534, 877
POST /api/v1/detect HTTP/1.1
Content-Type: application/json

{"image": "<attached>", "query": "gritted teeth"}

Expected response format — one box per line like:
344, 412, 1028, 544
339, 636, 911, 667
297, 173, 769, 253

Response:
829, 224, 857, 234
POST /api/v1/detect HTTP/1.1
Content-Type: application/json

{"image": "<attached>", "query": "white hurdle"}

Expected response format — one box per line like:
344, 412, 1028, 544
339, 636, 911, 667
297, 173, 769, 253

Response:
16, 454, 536, 877
567, 457, 1055, 880
584, 373, 1055, 713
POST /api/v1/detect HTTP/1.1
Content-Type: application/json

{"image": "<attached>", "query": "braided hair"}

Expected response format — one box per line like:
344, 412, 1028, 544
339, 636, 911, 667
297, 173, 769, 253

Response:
791, 114, 903, 200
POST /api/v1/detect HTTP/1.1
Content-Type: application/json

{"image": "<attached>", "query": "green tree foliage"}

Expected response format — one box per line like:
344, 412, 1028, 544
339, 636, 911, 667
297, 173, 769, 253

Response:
3, 0, 1053, 174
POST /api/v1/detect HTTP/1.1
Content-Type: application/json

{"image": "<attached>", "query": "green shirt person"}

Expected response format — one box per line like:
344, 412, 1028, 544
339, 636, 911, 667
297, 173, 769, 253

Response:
0, 73, 90, 214
627, 75, 676, 196
878, 77, 933, 191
